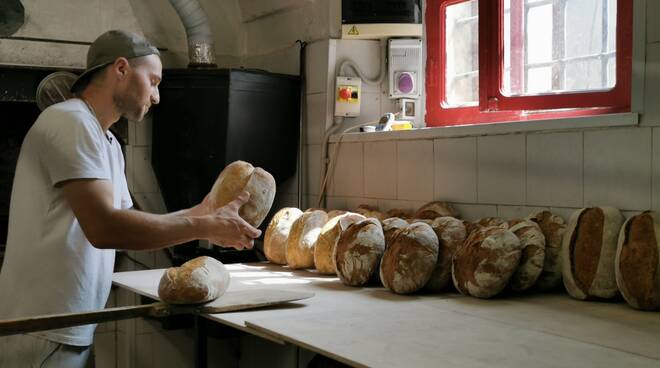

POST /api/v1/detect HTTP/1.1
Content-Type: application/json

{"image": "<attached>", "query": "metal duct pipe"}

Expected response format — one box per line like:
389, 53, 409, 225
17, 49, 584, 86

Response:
167, 0, 216, 67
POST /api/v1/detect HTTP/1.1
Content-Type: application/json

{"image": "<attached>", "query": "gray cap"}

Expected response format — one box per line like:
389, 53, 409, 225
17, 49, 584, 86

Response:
71, 30, 160, 93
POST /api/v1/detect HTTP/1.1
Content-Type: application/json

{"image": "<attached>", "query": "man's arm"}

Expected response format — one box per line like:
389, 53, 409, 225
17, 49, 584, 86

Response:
60, 178, 261, 251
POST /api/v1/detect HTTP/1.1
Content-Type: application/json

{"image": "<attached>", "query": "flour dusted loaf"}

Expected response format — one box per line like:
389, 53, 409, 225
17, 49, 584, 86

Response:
209, 160, 276, 227
335, 218, 386, 286
354, 204, 386, 221
507, 219, 545, 292
615, 211, 660, 310
380, 222, 439, 294
562, 206, 624, 300
414, 201, 459, 220
425, 216, 466, 292
381, 217, 409, 247
452, 226, 523, 298
385, 208, 413, 219
158, 256, 230, 304
264, 207, 303, 265
286, 210, 328, 269
314, 212, 366, 274
528, 210, 566, 290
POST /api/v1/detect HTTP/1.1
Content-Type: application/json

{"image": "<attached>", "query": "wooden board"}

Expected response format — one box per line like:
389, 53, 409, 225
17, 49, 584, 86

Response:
198, 289, 314, 313
0, 289, 313, 336
244, 305, 660, 368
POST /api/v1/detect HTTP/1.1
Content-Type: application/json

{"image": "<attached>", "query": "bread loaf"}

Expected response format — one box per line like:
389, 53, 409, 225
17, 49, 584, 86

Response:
414, 201, 459, 220
158, 256, 230, 304
264, 207, 303, 265
452, 226, 523, 298
382, 217, 409, 248
562, 207, 624, 300
475, 217, 506, 228
386, 208, 413, 219
528, 210, 566, 290
425, 216, 466, 292
326, 209, 346, 219
335, 218, 386, 286
507, 219, 545, 292
615, 211, 660, 310
209, 160, 276, 227
380, 222, 439, 294
354, 204, 386, 221
314, 212, 366, 274
286, 210, 328, 269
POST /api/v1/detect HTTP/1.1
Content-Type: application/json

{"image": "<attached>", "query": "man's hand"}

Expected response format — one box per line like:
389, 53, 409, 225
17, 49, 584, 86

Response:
205, 191, 261, 250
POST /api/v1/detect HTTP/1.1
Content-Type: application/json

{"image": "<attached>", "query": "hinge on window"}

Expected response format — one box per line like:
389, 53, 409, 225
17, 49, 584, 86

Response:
487, 96, 499, 111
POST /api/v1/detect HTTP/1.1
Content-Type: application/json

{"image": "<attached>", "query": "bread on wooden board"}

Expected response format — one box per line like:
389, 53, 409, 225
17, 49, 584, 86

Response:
264, 207, 303, 265
158, 256, 230, 304
615, 211, 660, 310
562, 206, 624, 300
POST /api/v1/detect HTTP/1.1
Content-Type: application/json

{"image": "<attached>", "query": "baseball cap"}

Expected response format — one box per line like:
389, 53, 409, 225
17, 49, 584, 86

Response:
71, 30, 160, 94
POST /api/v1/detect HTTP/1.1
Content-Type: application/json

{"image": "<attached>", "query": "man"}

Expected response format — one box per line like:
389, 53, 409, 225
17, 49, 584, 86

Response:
0, 30, 261, 367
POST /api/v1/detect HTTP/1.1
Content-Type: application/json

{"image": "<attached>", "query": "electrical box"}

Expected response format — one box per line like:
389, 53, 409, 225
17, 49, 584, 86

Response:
334, 76, 361, 117
341, 0, 422, 39
388, 38, 423, 99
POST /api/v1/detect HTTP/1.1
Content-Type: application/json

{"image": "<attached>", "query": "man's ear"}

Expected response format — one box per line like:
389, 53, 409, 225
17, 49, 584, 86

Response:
113, 57, 131, 79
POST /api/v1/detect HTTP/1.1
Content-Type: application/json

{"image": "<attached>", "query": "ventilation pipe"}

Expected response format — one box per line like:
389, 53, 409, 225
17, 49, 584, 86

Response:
167, 0, 216, 67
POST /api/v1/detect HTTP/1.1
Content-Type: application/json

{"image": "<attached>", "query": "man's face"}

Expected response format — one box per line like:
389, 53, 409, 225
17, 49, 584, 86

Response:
114, 54, 162, 122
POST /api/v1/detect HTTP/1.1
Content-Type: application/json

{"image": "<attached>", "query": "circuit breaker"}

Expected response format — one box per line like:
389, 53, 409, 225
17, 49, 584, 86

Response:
334, 76, 361, 117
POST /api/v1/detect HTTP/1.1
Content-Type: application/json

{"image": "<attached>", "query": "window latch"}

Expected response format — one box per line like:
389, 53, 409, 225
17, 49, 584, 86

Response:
487, 96, 499, 111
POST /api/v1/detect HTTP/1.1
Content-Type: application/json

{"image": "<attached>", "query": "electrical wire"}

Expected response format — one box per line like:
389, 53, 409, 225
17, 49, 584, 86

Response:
316, 120, 383, 208
336, 39, 387, 86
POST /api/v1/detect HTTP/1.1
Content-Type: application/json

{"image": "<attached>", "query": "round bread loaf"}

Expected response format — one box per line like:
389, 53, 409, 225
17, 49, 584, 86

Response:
527, 210, 566, 290
615, 211, 660, 310
507, 219, 546, 292
354, 204, 386, 221
386, 208, 413, 219
209, 160, 276, 227
382, 217, 409, 248
414, 201, 459, 220
158, 256, 230, 304
286, 210, 328, 269
380, 222, 439, 294
314, 212, 366, 274
326, 209, 346, 219
452, 226, 523, 298
475, 217, 507, 228
562, 206, 624, 300
264, 207, 303, 265
335, 218, 386, 286
425, 216, 467, 292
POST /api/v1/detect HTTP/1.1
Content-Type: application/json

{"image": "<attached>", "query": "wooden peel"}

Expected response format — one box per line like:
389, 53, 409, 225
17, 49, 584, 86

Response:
0, 289, 313, 336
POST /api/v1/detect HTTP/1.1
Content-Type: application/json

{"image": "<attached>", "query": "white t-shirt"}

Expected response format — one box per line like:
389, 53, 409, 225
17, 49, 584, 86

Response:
0, 98, 132, 346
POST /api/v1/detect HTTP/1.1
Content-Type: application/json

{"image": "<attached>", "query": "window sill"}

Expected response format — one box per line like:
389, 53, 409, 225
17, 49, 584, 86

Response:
328, 112, 639, 143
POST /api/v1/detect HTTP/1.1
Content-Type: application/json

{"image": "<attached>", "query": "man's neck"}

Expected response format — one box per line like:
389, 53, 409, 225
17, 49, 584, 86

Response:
79, 89, 120, 132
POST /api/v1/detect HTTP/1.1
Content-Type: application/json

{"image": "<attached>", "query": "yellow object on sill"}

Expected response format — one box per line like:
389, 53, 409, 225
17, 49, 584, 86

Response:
391, 122, 413, 131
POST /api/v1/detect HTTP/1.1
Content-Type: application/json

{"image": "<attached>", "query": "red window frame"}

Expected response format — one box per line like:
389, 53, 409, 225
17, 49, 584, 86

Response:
426, 0, 633, 127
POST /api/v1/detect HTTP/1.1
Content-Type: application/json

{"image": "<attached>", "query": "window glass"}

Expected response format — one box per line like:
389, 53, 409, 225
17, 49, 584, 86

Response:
502, 0, 617, 96
445, 0, 479, 107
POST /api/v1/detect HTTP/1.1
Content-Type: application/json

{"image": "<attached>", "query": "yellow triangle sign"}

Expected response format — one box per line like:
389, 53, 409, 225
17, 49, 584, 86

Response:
348, 25, 359, 36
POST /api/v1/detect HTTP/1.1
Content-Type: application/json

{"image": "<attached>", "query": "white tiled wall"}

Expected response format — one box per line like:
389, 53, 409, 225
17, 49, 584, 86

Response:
321, 125, 659, 222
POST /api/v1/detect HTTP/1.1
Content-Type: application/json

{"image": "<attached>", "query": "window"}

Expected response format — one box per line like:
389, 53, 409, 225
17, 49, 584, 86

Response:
426, 0, 632, 126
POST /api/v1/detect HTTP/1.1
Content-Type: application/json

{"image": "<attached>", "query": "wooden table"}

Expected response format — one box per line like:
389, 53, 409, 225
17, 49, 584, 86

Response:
112, 263, 660, 368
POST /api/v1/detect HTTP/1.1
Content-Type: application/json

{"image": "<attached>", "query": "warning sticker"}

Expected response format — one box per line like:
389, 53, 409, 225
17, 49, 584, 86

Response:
348, 25, 359, 36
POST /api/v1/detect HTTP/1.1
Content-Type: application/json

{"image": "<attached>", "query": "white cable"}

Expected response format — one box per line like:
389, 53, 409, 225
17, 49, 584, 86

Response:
336, 39, 387, 86
317, 121, 380, 208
